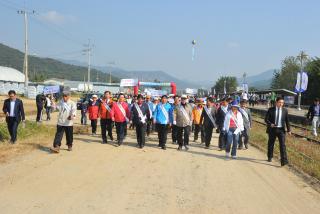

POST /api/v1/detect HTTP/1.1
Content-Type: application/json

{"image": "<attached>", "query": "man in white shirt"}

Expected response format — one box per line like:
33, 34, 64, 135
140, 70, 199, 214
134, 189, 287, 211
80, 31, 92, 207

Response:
264, 97, 291, 166
2, 90, 25, 144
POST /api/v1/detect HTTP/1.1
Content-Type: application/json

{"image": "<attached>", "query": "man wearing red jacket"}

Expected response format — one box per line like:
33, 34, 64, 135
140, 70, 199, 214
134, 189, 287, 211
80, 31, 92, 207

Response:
87, 95, 100, 135
99, 91, 114, 144
111, 93, 131, 146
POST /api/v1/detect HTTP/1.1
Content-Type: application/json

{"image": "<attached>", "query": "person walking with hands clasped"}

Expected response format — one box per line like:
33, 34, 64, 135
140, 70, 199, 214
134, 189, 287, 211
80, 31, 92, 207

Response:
111, 93, 130, 146
200, 97, 217, 149
153, 95, 171, 150
131, 94, 150, 148
99, 91, 114, 144
173, 95, 193, 151
224, 101, 244, 159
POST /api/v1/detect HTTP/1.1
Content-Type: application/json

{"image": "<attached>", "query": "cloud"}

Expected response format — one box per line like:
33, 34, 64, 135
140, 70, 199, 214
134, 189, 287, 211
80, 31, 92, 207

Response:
226, 42, 240, 48
39, 11, 76, 25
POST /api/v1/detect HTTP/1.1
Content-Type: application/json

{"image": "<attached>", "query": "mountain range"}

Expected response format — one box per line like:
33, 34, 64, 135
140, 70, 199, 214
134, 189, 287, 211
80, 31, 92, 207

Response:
58, 59, 202, 89
0, 43, 119, 83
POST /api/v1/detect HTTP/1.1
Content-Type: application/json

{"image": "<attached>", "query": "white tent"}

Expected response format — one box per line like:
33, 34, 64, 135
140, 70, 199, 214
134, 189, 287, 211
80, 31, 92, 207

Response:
0, 66, 25, 82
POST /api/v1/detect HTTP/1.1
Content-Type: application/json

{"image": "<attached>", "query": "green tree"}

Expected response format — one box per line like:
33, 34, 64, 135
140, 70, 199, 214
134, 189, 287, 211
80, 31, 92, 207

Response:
303, 58, 320, 104
271, 56, 300, 90
213, 76, 238, 94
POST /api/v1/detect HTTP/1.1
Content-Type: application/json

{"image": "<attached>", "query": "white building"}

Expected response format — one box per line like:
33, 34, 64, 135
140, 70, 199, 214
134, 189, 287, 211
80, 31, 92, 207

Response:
0, 66, 25, 95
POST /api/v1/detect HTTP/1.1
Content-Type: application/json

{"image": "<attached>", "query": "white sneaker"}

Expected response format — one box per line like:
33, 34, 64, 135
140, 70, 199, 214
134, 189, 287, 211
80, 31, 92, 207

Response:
225, 152, 230, 158
231, 156, 237, 159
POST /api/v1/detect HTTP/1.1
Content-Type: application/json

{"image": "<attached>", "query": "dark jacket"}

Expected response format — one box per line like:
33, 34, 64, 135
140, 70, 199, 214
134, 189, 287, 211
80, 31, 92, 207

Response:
264, 107, 291, 133
200, 106, 217, 128
36, 94, 46, 106
2, 98, 25, 122
131, 102, 150, 125
307, 104, 320, 120
216, 106, 228, 129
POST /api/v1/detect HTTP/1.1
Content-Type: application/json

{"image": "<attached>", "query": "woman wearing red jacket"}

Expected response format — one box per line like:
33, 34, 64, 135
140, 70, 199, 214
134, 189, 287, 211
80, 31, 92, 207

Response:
110, 93, 130, 146
87, 95, 100, 135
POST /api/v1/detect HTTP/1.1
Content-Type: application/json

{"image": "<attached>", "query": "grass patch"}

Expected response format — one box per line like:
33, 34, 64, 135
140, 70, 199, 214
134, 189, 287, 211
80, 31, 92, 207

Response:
0, 121, 56, 163
251, 122, 320, 181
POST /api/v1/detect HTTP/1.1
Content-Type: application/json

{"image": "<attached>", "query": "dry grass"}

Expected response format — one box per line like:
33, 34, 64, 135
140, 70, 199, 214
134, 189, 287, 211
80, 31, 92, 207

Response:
0, 121, 91, 163
250, 122, 320, 181
0, 121, 56, 163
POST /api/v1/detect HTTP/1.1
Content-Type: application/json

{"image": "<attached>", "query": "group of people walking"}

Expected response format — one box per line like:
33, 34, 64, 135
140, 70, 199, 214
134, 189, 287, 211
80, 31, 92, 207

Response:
69, 91, 256, 159
2, 89, 292, 166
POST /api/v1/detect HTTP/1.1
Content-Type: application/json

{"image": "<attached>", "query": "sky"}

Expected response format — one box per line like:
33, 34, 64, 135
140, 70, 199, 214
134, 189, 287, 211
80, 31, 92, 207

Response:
1, 0, 320, 82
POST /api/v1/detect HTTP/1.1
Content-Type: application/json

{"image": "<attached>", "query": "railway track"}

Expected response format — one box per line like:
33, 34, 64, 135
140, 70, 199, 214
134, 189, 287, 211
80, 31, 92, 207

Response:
252, 118, 320, 145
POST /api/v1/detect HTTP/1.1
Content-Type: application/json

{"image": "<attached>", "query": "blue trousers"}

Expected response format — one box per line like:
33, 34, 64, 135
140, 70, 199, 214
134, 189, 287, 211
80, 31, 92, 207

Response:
226, 128, 240, 156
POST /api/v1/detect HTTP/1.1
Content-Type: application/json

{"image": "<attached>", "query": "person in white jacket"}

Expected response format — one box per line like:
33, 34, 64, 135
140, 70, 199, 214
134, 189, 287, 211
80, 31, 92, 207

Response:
51, 89, 77, 153
223, 101, 244, 159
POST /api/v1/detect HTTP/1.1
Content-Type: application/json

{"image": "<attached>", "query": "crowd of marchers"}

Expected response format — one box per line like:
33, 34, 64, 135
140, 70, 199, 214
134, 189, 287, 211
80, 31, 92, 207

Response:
2, 89, 293, 166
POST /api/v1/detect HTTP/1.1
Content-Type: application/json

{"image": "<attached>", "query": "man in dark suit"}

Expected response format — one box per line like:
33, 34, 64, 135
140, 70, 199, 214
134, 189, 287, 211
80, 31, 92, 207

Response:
199, 97, 217, 149
130, 94, 150, 148
264, 97, 291, 166
2, 90, 25, 144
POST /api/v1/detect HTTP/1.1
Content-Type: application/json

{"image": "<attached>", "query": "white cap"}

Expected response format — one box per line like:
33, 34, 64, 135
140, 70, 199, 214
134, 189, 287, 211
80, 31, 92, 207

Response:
181, 94, 188, 99
92, 94, 98, 98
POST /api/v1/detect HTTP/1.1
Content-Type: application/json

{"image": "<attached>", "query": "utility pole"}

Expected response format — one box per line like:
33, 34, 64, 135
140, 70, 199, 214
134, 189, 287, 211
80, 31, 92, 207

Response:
296, 51, 308, 110
107, 61, 115, 83
83, 40, 93, 89
18, 9, 35, 97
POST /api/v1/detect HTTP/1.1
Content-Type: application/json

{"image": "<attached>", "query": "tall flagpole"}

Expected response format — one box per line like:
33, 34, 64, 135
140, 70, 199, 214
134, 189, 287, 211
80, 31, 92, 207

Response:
296, 51, 308, 110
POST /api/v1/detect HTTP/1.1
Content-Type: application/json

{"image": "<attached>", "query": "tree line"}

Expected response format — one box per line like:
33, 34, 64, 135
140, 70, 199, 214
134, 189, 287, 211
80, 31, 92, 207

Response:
271, 55, 320, 105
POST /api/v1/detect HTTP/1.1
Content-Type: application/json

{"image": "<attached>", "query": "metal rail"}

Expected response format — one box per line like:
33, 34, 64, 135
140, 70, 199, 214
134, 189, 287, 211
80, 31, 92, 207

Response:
252, 119, 320, 145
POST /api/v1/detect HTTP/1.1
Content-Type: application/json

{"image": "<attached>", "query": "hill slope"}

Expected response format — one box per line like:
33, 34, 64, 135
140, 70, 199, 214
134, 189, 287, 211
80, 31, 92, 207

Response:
0, 43, 119, 82
237, 69, 277, 89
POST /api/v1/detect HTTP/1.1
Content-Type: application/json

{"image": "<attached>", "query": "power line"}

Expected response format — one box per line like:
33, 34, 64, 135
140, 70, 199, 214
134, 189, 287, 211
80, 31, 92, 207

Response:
0, 0, 86, 48
44, 50, 84, 58
30, 16, 84, 46
34, 11, 85, 45
0, 0, 19, 11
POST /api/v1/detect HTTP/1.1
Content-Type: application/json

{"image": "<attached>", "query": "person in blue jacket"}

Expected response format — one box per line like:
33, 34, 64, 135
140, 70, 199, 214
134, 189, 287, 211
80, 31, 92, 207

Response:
153, 95, 172, 150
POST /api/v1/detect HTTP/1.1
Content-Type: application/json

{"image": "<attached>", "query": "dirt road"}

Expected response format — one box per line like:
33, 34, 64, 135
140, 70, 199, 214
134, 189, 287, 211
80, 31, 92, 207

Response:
0, 112, 320, 213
